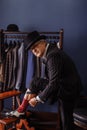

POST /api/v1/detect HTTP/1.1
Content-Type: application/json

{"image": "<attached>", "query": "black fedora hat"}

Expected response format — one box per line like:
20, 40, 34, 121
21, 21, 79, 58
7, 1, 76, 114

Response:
25, 31, 46, 50
6, 24, 19, 31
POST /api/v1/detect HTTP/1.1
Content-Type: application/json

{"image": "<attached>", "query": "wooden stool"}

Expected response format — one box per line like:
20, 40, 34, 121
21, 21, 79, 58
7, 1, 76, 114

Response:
0, 116, 19, 130
16, 111, 58, 130
16, 111, 35, 130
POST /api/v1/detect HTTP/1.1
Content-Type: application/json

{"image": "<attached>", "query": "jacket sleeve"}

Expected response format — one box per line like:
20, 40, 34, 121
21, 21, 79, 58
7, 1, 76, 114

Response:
38, 53, 62, 102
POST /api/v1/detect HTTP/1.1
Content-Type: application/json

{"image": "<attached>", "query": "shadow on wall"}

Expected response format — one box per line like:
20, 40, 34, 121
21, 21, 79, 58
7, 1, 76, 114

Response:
64, 35, 87, 96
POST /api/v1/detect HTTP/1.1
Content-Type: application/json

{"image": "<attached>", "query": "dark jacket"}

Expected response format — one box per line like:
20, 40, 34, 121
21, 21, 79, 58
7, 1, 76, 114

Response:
39, 44, 82, 103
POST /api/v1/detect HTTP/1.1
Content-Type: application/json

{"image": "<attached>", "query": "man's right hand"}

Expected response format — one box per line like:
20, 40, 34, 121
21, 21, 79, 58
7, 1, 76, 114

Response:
24, 93, 36, 101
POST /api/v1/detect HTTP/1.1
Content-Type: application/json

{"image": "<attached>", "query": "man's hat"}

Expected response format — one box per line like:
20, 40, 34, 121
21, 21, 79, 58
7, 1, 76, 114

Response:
25, 31, 46, 50
6, 24, 19, 31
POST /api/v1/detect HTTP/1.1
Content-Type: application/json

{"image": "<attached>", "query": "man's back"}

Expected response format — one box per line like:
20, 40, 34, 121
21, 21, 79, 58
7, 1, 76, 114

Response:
46, 44, 83, 101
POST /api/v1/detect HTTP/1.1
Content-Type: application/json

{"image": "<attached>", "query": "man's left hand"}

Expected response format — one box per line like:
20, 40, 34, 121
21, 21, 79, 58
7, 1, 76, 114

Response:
29, 97, 38, 107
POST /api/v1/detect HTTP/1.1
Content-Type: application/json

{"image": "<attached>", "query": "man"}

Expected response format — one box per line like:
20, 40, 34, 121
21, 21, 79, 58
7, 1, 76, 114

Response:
7, 31, 82, 130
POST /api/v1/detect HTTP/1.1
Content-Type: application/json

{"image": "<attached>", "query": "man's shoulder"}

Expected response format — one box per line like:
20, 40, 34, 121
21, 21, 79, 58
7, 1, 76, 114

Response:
46, 44, 61, 58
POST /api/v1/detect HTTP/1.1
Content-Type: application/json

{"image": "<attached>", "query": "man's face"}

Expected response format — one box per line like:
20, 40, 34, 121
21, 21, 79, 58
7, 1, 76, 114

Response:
31, 40, 46, 57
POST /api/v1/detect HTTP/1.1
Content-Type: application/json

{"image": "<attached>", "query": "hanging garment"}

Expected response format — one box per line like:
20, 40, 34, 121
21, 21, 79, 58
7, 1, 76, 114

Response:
25, 51, 35, 89
3, 45, 14, 91
9, 43, 20, 89
15, 42, 26, 91
0, 63, 5, 92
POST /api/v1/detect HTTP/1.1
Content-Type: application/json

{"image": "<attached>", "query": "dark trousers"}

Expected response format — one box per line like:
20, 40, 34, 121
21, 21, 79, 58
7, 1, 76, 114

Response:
57, 99, 75, 130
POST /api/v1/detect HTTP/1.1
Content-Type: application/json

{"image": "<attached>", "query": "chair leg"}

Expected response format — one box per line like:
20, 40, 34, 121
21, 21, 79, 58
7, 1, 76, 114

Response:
16, 119, 35, 130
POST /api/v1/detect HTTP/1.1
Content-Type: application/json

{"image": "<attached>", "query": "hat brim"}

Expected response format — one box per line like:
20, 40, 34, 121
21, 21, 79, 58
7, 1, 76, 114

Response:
25, 35, 46, 50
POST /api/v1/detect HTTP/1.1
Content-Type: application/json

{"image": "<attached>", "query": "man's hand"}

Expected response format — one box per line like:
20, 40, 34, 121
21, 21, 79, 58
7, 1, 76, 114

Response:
29, 97, 38, 107
24, 93, 36, 101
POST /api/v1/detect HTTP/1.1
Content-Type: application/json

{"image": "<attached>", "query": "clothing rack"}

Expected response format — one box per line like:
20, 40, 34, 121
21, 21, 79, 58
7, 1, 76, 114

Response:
1, 30, 63, 47
0, 29, 64, 90
3, 31, 63, 39
0, 29, 64, 78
